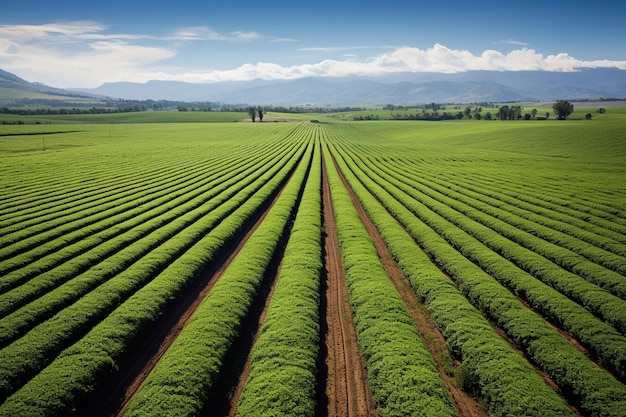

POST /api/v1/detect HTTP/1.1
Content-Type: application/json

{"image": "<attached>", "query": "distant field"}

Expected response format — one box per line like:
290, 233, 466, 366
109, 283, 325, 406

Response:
1, 116, 624, 417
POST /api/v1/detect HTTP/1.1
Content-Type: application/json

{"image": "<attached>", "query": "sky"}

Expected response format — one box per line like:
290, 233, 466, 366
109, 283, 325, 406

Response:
1, 1, 625, 88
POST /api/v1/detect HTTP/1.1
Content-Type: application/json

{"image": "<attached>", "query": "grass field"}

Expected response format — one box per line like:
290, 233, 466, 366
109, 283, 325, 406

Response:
1, 112, 624, 416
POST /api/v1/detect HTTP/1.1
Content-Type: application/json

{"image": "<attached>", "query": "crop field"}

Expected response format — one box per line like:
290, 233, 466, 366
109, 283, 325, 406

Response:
0, 115, 625, 417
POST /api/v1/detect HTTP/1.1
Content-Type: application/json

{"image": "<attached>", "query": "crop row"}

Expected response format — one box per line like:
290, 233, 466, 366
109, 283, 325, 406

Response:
433, 167, 626, 236
324, 130, 575, 417
235, 137, 323, 416
0, 133, 309, 414
322, 140, 458, 417
120, 138, 315, 417
326, 128, 626, 416
0, 140, 304, 348
411, 166, 626, 257
351, 147, 626, 376
384, 158, 626, 328
0, 137, 291, 304
0, 134, 232, 225
0, 133, 286, 262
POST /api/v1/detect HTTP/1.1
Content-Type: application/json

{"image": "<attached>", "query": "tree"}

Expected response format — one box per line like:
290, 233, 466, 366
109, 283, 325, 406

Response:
531, 108, 537, 119
553, 100, 574, 120
247, 107, 257, 122
585, 113, 592, 120
258, 107, 264, 122
497, 105, 509, 121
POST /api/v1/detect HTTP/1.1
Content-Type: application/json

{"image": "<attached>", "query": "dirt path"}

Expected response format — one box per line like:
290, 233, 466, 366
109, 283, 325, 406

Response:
84, 171, 294, 417
321, 152, 376, 417
328, 152, 487, 417
223, 258, 283, 417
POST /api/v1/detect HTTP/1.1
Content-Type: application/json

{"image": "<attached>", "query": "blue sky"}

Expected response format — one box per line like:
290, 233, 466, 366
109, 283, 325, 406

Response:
1, 1, 625, 88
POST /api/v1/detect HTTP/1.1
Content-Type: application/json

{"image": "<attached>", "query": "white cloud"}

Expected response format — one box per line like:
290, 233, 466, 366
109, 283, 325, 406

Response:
298, 45, 394, 52
168, 27, 259, 42
171, 44, 626, 83
1, 21, 625, 88
496, 38, 530, 46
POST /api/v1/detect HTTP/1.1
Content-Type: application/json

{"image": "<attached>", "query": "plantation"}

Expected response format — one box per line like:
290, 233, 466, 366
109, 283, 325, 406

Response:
0, 113, 624, 417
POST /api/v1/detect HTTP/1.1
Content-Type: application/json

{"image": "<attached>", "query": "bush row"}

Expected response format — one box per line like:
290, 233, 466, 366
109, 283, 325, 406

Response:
236, 141, 323, 416
333, 142, 626, 417
121, 139, 315, 417
327, 134, 576, 417
0, 141, 307, 408
432, 166, 626, 239
0, 138, 278, 274
406, 164, 626, 262
365, 157, 626, 378
389, 162, 626, 294
322, 143, 458, 417
0, 140, 296, 344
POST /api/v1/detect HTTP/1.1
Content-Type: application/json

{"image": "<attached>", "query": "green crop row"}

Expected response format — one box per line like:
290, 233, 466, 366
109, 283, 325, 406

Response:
0, 140, 301, 346
372, 155, 626, 321
328, 135, 626, 416
121, 138, 315, 417
0, 135, 290, 297
436, 168, 626, 238
325, 135, 575, 417
0, 134, 312, 417
356, 152, 626, 378
235, 139, 323, 416
322, 142, 458, 417
405, 163, 626, 259
0, 139, 285, 294
0, 140, 306, 404
0, 136, 282, 261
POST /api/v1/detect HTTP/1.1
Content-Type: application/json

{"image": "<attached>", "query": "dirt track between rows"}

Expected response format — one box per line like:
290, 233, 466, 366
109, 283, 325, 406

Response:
328, 152, 488, 417
322, 152, 376, 417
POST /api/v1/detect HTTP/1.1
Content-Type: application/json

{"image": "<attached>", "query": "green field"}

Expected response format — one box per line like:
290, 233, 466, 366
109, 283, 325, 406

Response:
1, 113, 625, 416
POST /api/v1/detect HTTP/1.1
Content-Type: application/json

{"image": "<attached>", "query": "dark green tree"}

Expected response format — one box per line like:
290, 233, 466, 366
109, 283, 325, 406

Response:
258, 107, 264, 122
247, 107, 257, 122
553, 100, 574, 120
497, 105, 509, 121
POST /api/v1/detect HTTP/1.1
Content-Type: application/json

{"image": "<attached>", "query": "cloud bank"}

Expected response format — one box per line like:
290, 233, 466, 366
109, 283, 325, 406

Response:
147, 44, 626, 84
0, 22, 624, 88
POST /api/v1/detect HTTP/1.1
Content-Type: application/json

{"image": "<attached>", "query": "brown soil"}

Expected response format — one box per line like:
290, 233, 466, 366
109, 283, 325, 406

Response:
328, 152, 488, 417
321, 152, 376, 417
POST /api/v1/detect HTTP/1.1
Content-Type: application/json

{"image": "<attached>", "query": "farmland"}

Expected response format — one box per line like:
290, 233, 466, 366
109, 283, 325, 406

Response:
1, 114, 625, 417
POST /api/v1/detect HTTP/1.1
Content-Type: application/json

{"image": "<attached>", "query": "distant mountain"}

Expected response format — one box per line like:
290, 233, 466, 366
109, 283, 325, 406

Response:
0, 68, 92, 98
3, 66, 625, 105
75, 68, 626, 105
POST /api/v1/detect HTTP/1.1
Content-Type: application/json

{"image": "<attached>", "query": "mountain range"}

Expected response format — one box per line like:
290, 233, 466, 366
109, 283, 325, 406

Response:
2, 67, 626, 105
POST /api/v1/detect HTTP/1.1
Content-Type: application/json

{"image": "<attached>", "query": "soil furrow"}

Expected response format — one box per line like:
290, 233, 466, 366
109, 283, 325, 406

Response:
321, 152, 375, 417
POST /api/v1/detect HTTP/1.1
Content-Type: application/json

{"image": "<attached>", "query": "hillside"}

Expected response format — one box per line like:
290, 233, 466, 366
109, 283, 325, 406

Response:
0, 69, 100, 106
76, 69, 626, 104
2, 67, 626, 106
